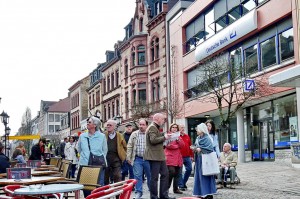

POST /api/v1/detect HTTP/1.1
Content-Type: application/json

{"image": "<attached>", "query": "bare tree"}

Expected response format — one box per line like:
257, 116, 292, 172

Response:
191, 53, 275, 126
130, 100, 166, 121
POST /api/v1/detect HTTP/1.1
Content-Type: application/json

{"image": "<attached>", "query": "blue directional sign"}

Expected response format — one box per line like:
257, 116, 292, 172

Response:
244, 79, 255, 92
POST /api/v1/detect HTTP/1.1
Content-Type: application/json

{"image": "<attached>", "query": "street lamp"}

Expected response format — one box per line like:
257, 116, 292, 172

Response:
0, 111, 9, 156
5, 126, 10, 157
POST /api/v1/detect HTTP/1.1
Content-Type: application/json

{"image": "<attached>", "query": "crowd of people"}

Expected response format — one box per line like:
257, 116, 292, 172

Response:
0, 113, 238, 199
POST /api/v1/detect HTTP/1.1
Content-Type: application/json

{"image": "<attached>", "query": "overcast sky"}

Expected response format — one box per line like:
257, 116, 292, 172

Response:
0, 0, 135, 134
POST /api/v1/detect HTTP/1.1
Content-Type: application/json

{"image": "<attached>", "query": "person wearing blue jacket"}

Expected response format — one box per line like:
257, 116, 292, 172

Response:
206, 120, 221, 158
77, 116, 108, 197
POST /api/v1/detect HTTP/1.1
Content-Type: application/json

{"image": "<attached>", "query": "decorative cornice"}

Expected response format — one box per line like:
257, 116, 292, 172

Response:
146, 12, 167, 32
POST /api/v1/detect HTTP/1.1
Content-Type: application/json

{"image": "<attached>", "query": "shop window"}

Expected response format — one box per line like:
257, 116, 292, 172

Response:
279, 28, 294, 62
244, 44, 258, 75
273, 94, 298, 148
260, 37, 276, 69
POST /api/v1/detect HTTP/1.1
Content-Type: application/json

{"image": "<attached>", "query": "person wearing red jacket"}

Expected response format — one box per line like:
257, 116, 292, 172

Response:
165, 123, 185, 194
178, 124, 194, 191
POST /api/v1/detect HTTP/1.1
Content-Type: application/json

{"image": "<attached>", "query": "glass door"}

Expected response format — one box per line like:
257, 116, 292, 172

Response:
252, 119, 275, 161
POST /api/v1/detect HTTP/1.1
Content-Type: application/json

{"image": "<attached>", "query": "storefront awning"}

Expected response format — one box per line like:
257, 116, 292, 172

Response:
269, 64, 300, 87
7, 135, 41, 140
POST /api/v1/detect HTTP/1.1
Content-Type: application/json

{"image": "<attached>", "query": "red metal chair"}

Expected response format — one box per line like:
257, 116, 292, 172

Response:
90, 180, 126, 194
119, 182, 134, 199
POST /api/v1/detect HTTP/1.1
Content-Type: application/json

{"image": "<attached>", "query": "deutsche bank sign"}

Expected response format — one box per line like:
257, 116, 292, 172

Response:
244, 79, 255, 92
195, 9, 257, 62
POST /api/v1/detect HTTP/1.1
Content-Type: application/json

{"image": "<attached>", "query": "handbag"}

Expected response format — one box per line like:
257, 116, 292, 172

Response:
86, 138, 106, 167
202, 151, 220, 176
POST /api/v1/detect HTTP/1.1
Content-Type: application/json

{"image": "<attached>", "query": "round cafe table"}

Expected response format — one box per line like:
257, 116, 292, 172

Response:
14, 184, 83, 199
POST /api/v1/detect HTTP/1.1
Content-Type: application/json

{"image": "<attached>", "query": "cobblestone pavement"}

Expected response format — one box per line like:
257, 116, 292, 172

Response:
133, 161, 300, 199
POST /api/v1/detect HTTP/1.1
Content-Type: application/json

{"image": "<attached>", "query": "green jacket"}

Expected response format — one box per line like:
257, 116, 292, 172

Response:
144, 123, 166, 161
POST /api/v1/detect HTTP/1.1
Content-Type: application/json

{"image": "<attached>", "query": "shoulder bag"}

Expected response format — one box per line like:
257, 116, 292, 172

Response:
202, 151, 220, 176
86, 138, 106, 167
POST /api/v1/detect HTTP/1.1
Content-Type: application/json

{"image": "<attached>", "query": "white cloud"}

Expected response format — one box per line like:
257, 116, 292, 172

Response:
0, 0, 135, 134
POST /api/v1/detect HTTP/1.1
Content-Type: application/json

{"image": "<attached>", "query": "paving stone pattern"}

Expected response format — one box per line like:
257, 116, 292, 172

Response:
136, 161, 300, 199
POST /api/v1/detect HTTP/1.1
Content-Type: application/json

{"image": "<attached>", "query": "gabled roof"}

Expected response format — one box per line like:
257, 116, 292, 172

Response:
48, 97, 70, 112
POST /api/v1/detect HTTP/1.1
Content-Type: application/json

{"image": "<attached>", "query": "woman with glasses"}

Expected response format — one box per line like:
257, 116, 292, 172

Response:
164, 123, 185, 195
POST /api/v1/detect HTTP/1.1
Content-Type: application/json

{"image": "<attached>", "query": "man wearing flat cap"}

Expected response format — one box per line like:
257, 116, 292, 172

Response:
121, 122, 134, 180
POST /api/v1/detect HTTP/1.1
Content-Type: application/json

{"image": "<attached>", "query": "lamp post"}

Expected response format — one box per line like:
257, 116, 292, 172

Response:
5, 126, 10, 157
0, 111, 10, 156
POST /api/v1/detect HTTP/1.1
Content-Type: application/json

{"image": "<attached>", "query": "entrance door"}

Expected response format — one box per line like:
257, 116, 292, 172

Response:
252, 120, 275, 161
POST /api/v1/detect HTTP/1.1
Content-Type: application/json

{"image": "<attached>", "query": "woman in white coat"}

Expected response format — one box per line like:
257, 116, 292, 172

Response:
64, 136, 78, 178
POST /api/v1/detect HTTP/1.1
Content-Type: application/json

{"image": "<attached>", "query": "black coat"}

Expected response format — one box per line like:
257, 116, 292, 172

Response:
29, 144, 44, 160
0, 152, 10, 173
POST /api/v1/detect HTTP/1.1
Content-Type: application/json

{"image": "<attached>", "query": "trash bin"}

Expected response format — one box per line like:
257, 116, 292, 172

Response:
291, 142, 300, 168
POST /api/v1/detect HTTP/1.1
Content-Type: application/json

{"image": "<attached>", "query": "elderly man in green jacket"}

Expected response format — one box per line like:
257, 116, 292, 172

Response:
144, 113, 174, 199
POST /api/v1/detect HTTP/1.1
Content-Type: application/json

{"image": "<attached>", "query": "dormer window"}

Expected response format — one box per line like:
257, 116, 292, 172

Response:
155, 1, 161, 16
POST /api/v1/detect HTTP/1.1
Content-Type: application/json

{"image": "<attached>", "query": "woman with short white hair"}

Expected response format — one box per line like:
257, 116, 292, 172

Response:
192, 123, 217, 199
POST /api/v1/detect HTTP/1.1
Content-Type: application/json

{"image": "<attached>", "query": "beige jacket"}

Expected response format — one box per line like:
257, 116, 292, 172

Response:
219, 150, 238, 167
126, 130, 140, 164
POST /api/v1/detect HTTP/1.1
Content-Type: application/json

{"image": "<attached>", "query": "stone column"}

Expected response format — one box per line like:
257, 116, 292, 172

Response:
237, 109, 245, 163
